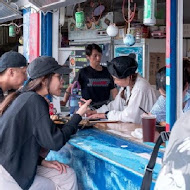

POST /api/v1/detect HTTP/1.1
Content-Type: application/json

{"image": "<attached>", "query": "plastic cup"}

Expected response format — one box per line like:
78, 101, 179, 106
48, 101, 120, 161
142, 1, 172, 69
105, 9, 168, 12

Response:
141, 115, 156, 142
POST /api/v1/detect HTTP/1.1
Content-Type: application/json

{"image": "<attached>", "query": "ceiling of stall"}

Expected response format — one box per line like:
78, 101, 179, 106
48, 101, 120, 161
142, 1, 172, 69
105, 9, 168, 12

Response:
0, 0, 22, 23
28, 0, 87, 12
76, 0, 167, 13
114, 0, 166, 8
0, 0, 190, 24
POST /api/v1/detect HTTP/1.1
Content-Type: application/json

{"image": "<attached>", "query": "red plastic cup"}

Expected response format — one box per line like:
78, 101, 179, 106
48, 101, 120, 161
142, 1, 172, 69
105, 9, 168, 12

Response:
141, 115, 156, 142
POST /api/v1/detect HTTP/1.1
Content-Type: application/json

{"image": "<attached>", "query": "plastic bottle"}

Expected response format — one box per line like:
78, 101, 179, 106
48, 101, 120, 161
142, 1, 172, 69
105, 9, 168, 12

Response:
143, 0, 156, 26
70, 89, 79, 116
69, 81, 81, 116
75, 10, 85, 29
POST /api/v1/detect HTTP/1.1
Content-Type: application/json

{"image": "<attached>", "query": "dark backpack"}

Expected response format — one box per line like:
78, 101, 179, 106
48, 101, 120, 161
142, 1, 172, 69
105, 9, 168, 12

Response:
140, 131, 170, 190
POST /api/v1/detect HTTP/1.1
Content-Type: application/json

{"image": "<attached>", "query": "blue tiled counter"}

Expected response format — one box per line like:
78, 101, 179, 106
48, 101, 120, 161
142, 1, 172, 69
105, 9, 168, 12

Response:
47, 123, 163, 190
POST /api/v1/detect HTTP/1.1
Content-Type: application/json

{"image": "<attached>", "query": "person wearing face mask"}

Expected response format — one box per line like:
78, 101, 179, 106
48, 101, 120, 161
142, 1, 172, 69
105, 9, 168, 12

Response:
150, 67, 167, 124
0, 56, 91, 190
0, 51, 27, 103
182, 59, 190, 112
87, 55, 157, 124
151, 66, 190, 124
152, 60, 190, 190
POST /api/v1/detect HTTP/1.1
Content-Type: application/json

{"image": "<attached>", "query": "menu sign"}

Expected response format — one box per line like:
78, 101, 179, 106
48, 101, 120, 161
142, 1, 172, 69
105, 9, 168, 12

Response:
69, 44, 111, 82
149, 52, 165, 85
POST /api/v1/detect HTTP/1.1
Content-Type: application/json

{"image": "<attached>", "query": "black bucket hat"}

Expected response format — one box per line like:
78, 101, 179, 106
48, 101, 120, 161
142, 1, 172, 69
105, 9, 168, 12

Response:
27, 56, 72, 79
107, 55, 138, 79
0, 51, 27, 73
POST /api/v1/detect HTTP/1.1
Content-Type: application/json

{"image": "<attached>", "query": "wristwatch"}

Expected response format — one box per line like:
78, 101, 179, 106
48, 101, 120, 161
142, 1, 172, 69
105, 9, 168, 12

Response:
105, 111, 109, 119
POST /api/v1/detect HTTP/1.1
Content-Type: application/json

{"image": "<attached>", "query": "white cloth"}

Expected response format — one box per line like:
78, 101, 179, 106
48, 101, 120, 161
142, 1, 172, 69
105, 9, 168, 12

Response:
96, 76, 157, 124
155, 111, 190, 190
0, 165, 78, 190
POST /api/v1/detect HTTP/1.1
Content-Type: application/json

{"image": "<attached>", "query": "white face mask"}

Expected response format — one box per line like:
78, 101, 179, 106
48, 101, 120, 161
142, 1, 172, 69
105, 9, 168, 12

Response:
184, 91, 190, 102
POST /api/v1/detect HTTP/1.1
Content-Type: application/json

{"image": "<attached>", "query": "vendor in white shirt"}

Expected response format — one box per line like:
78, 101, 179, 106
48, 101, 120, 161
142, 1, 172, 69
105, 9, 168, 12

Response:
87, 55, 157, 124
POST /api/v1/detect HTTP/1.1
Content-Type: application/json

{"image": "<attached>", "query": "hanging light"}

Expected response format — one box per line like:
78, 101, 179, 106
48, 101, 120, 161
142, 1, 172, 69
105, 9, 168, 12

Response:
75, 4, 85, 29
122, 0, 136, 46
9, 25, 16, 37
123, 34, 135, 46
106, 23, 118, 37
19, 36, 23, 45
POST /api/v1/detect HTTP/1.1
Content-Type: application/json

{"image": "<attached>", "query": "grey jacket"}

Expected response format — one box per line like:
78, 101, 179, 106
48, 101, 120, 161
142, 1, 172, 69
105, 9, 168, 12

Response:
155, 111, 190, 189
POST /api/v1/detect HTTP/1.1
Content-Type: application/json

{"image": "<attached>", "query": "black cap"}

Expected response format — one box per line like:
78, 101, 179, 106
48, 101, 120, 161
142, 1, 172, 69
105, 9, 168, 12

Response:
107, 55, 138, 79
27, 56, 72, 79
0, 51, 27, 72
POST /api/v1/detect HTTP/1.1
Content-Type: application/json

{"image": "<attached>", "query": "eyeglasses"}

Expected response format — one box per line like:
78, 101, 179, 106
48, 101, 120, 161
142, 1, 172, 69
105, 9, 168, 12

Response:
53, 74, 64, 81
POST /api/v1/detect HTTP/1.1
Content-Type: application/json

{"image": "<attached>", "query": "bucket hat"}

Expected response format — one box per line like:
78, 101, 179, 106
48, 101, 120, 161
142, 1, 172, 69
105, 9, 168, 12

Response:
107, 55, 138, 79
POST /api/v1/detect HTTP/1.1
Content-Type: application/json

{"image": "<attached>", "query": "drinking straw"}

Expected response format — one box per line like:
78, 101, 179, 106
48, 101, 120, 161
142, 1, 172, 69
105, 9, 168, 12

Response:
139, 106, 149, 114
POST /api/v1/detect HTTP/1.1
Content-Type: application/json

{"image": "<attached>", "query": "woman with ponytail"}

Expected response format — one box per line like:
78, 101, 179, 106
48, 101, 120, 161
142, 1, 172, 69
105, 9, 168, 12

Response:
0, 56, 91, 190
87, 55, 157, 124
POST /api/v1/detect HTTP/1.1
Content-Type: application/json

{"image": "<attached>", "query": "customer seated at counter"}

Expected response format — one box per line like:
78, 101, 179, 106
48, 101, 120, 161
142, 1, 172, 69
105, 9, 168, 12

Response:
0, 51, 27, 103
0, 56, 91, 190
183, 58, 190, 111
151, 65, 190, 124
150, 67, 166, 124
87, 55, 157, 124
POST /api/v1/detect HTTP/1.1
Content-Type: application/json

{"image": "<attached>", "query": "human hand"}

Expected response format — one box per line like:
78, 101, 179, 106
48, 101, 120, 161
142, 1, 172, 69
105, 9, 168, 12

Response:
160, 121, 166, 127
88, 113, 106, 119
50, 115, 59, 121
60, 100, 67, 106
86, 109, 97, 116
41, 160, 69, 174
76, 98, 92, 116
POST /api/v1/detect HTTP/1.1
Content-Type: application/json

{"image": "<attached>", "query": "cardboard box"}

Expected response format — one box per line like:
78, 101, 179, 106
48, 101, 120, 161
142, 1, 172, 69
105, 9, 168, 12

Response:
149, 52, 165, 85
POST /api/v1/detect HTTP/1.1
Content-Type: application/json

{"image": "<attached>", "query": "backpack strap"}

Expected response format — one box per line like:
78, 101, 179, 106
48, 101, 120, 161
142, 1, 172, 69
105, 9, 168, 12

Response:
140, 131, 170, 190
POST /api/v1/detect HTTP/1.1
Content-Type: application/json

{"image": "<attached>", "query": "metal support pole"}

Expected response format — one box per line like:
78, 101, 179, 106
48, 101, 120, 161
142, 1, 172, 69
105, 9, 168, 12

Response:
52, 10, 59, 61
23, 8, 31, 61
166, 0, 177, 131
41, 12, 53, 103
177, 0, 183, 119
41, 12, 52, 56
110, 37, 114, 61
29, 12, 40, 62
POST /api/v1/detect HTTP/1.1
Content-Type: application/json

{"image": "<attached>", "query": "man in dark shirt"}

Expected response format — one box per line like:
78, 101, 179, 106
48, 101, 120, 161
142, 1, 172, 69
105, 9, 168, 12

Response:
62, 44, 118, 108
0, 51, 27, 102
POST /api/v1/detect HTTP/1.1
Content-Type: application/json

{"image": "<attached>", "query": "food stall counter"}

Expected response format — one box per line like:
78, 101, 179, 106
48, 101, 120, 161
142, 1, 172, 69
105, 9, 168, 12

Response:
47, 122, 164, 190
